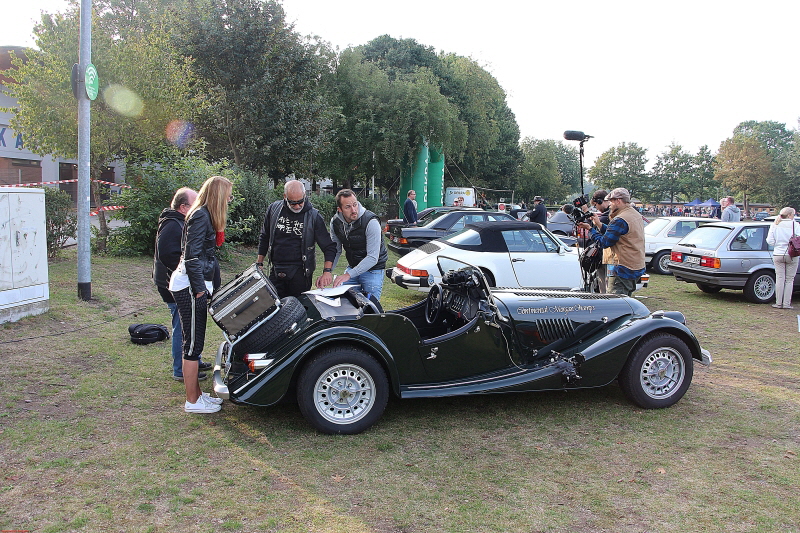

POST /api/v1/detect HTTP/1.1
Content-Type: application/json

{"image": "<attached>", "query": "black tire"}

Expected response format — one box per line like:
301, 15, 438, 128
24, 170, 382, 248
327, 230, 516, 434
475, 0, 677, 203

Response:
743, 270, 775, 304
618, 333, 693, 409
651, 251, 672, 275
233, 296, 306, 355
696, 283, 722, 294
297, 345, 389, 434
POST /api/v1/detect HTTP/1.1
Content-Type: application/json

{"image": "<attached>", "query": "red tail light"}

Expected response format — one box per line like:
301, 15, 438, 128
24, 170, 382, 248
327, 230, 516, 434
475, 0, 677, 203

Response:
700, 256, 721, 268
397, 264, 428, 277
671, 251, 682, 262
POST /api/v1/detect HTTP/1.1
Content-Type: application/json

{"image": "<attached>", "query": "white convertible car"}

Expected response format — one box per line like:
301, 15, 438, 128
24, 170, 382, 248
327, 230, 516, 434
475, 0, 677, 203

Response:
387, 221, 584, 292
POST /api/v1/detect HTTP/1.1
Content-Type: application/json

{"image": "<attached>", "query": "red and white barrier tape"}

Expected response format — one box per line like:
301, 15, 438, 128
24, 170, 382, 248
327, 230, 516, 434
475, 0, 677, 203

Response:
90, 205, 126, 216
3, 179, 131, 188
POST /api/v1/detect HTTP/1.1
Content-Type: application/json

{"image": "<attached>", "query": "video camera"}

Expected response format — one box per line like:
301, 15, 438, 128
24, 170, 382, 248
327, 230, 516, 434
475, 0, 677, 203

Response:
562, 196, 594, 224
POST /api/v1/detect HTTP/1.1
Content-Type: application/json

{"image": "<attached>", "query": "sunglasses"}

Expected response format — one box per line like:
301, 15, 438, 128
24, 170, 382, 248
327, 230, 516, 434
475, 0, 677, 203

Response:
286, 196, 305, 206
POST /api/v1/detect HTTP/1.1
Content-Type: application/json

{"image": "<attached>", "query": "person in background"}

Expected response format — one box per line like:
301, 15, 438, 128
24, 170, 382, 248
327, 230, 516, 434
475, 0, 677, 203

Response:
153, 187, 212, 382
766, 206, 800, 309
330, 189, 388, 301
403, 189, 418, 224
169, 176, 232, 414
256, 180, 336, 298
720, 197, 741, 222
589, 190, 614, 293
527, 196, 547, 227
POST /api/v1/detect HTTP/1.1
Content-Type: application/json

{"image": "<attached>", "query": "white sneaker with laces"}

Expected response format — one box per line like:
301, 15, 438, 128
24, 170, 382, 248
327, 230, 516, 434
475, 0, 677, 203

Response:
184, 394, 221, 413
203, 392, 223, 405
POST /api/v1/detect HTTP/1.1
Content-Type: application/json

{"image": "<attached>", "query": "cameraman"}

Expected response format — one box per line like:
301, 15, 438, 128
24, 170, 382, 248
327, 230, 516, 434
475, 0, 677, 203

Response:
578, 188, 645, 296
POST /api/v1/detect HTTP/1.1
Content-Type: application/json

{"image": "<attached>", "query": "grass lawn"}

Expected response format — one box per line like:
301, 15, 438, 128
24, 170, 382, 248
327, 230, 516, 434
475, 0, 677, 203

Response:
1, 245, 798, 533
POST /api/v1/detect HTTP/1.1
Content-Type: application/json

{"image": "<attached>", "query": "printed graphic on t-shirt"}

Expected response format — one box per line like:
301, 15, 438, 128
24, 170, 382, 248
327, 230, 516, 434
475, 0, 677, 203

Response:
276, 215, 303, 236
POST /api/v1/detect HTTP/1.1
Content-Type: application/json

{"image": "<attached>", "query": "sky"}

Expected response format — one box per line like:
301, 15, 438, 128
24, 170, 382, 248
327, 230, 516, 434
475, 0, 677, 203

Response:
5, 0, 799, 168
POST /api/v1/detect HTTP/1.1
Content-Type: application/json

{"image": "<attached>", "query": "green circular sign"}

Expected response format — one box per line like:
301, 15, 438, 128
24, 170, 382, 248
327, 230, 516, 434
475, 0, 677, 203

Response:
84, 63, 99, 101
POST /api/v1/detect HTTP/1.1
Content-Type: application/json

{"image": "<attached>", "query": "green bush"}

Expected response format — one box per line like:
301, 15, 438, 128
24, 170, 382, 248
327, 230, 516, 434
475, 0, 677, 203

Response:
107, 157, 234, 256
44, 187, 77, 258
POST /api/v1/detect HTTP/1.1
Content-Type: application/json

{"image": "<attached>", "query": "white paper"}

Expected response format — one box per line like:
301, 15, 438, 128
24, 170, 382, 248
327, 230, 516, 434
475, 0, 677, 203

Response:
304, 285, 352, 297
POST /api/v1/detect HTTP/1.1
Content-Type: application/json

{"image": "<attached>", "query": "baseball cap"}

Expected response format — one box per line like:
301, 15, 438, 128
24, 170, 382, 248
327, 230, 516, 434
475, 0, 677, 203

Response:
605, 187, 630, 202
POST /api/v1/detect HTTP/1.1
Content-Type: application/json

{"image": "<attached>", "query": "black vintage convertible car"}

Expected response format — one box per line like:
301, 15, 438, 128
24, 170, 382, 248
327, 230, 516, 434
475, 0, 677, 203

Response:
213, 258, 711, 434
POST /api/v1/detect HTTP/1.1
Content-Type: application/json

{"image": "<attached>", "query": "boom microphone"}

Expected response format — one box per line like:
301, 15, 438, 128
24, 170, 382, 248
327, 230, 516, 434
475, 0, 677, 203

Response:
563, 130, 593, 142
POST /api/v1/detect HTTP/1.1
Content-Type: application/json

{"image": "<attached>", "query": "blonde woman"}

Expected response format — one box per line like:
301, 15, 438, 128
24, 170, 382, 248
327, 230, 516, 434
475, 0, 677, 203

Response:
766, 207, 800, 309
170, 176, 233, 413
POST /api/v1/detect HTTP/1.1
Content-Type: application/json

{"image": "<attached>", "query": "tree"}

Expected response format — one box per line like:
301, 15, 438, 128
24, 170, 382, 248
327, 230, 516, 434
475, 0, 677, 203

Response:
733, 120, 796, 206
3, 6, 198, 249
651, 143, 693, 207
714, 134, 773, 214
778, 131, 800, 209
175, 0, 333, 182
688, 145, 721, 201
587, 143, 650, 202
515, 138, 565, 202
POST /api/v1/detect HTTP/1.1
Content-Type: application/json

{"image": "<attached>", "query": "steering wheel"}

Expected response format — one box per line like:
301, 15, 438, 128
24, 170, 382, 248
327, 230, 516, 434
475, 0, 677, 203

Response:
425, 284, 443, 324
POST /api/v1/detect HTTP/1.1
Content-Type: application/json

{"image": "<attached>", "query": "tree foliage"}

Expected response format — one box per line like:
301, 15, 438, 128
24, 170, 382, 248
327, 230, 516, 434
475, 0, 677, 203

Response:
515, 138, 565, 202
587, 143, 650, 202
714, 134, 773, 212
175, 0, 333, 181
651, 143, 694, 206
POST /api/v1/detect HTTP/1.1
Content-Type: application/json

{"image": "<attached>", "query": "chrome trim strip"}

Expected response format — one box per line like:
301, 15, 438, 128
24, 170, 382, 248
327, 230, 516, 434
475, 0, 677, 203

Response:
699, 348, 712, 366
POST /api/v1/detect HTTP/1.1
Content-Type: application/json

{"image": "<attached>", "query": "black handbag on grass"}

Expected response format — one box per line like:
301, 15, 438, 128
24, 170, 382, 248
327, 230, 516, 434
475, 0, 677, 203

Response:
128, 323, 170, 345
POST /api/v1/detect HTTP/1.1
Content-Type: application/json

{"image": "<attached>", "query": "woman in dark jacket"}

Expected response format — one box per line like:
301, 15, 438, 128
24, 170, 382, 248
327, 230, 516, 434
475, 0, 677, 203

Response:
169, 176, 232, 413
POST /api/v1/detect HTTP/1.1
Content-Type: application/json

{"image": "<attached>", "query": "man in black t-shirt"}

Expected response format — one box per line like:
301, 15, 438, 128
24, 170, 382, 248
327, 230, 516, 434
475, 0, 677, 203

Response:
257, 180, 337, 298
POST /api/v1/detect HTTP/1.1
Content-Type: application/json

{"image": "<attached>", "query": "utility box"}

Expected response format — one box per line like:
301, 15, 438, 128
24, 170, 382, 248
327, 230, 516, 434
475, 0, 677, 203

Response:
0, 187, 49, 323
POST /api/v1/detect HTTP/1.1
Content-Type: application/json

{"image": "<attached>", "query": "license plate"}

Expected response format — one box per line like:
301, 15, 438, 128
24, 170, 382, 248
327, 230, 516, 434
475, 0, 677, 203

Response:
685, 256, 700, 265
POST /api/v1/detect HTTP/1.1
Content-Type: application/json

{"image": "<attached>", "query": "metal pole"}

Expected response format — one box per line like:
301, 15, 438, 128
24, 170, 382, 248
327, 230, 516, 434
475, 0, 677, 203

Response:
77, 0, 92, 300
579, 140, 586, 199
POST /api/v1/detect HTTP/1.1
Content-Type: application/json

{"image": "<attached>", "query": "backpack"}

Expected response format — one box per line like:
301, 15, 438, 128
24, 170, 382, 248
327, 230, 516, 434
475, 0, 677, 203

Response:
128, 323, 170, 345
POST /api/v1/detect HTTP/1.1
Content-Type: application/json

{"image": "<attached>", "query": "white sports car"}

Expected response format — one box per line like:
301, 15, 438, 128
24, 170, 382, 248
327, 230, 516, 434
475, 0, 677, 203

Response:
387, 221, 583, 292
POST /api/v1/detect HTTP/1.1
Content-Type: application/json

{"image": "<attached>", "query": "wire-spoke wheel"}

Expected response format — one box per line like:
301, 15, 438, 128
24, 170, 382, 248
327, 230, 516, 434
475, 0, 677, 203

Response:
298, 346, 388, 434
744, 271, 775, 304
619, 333, 693, 409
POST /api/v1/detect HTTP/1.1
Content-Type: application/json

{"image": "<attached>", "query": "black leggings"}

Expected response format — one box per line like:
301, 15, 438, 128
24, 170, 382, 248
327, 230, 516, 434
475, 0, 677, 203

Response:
172, 287, 207, 361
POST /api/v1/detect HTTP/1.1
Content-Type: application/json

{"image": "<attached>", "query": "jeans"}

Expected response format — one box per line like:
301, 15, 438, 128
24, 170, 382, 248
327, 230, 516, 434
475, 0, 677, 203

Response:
167, 302, 183, 377
343, 268, 385, 301
773, 254, 799, 308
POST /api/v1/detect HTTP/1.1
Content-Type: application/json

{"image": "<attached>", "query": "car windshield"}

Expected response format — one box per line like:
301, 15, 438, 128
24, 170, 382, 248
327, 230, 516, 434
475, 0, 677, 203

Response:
442, 228, 482, 246
421, 210, 452, 226
644, 218, 671, 236
677, 226, 731, 249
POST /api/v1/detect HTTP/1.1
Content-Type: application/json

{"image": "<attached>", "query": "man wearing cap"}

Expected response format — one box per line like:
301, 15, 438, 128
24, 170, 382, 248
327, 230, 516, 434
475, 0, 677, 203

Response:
578, 187, 645, 296
526, 196, 547, 227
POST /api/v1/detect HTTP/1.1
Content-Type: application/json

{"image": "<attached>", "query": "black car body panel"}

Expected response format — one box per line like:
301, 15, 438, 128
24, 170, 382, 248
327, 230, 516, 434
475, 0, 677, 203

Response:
214, 260, 710, 433
387, 210, 515, 254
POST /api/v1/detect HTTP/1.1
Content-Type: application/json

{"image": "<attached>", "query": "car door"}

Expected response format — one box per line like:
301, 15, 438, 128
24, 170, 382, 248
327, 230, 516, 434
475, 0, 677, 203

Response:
503, 229, 581, 289
727, 225, 771, 272
417, 317, 513, 382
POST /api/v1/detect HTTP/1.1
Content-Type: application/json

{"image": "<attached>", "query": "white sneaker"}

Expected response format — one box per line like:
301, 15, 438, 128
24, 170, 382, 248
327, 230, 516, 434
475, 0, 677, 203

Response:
184, 394, 221, 413
203, 392, 223, 405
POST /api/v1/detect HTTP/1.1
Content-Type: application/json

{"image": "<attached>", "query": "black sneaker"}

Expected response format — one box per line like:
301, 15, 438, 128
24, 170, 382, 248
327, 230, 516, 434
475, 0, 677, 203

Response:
198, 361, 213, 372
172, 372, 207, 382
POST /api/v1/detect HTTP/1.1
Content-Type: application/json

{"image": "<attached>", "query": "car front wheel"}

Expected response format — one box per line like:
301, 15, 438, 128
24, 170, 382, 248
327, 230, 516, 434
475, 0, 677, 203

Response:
743, 270, 775, 303
297, 346, 389, 434
618, 333, 693, 409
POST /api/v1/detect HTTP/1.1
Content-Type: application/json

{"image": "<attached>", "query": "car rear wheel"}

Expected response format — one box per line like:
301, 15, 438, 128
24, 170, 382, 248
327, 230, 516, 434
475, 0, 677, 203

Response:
696, 283, 722, 294
652, 251, 672, 275
297, 346, 389, 435
618, 333, 693, 409
743, 270, 775, 304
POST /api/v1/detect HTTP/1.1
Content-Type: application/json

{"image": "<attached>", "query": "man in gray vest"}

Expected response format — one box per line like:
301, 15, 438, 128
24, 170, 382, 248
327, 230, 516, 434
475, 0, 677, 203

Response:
578, 187, 645, 296
257, 180, 337, 298
330, 189, 388, 301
